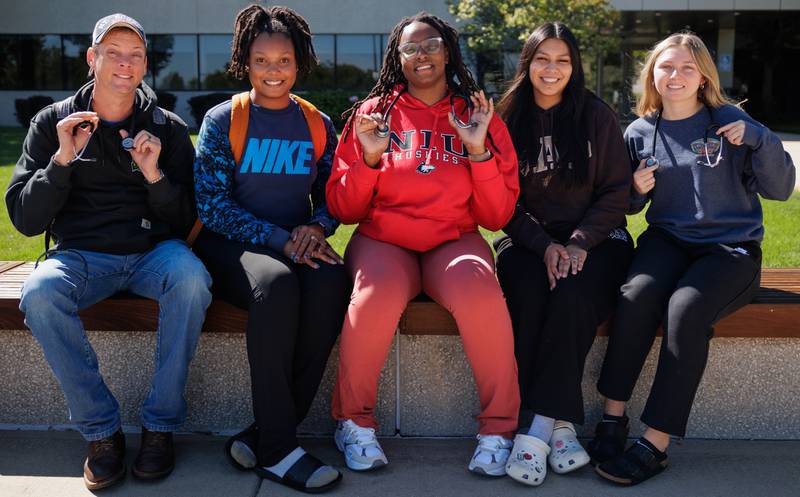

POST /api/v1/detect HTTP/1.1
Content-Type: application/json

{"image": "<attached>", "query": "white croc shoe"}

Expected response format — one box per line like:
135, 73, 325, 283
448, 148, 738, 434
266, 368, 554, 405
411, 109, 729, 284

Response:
468, 434, 513, 476
548, 420, 591, 474
506, 434, 550, 486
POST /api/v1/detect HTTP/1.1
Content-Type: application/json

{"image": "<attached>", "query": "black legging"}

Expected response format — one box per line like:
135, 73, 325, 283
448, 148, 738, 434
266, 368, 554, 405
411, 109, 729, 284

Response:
597, 227, 762, 436
194, 229, 350, 466
496, 231, 634, 425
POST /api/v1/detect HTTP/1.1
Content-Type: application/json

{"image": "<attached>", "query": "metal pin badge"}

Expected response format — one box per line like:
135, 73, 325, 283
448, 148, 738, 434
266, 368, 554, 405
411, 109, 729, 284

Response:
122, 137, 135, 151
645, 156, 659, 167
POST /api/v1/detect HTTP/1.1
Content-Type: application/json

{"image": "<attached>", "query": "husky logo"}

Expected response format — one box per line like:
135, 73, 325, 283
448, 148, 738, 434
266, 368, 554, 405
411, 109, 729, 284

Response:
416, 162, 436, 174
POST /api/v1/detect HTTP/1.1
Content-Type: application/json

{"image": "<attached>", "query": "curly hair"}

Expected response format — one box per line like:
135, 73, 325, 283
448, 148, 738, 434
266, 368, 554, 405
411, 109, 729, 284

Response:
341, 11, 480, 140
228, 4, 317, 79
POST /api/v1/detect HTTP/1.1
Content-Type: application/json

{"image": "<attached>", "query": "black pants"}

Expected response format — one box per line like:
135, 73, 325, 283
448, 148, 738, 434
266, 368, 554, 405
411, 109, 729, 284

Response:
597, 227, 761, 436
496, 231, 634, 425
194, 230, 350, 466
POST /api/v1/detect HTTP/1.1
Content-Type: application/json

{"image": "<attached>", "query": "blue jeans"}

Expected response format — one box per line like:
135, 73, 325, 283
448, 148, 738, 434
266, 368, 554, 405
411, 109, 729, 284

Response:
19, 239, 212, 441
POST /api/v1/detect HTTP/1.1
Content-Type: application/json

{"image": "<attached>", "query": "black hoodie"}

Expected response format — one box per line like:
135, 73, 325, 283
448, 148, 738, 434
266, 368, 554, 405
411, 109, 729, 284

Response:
6, 81, 196, 255
502, 96, 631, 256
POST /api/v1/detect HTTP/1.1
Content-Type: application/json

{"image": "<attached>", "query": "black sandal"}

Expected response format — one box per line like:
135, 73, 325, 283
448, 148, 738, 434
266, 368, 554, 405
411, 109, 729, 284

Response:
595, 440, 668, 485
586, 417, 629, 466
255, 453, 343, 494
224, 423, 258, 471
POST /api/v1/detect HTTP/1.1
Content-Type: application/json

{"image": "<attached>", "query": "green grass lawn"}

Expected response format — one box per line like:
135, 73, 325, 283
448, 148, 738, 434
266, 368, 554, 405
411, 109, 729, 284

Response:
2, 126, 798, 267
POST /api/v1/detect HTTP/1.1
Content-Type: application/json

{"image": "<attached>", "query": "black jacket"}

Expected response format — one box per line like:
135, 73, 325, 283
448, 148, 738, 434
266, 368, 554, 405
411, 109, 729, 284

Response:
5, 81, 196, 255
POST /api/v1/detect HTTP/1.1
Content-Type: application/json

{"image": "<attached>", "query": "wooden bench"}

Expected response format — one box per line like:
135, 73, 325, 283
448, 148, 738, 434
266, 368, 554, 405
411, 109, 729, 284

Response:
1, 261, 799, 336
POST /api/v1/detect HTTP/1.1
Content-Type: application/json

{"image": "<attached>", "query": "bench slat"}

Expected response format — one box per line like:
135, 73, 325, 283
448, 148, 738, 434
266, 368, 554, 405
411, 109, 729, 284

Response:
2, 262, 799, 337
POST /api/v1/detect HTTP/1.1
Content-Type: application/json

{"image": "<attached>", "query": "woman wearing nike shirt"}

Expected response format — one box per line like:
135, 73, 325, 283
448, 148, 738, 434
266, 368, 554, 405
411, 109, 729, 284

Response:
193, 5, 349, 493
326, 12, 521, 477
494, 23, 633, 487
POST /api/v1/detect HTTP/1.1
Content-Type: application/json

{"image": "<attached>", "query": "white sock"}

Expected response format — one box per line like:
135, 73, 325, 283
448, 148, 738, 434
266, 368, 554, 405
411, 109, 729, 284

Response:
263, 446, 339, 488
527, 414, 556, 444
264, 446, 306, 478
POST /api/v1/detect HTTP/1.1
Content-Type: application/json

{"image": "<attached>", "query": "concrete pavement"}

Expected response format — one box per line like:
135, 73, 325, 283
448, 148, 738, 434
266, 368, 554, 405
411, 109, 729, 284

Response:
2, 430, 799, 497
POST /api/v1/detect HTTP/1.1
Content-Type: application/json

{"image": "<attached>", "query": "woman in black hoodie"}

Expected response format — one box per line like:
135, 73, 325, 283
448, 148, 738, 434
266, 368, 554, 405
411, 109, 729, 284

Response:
495, 22, 633, 486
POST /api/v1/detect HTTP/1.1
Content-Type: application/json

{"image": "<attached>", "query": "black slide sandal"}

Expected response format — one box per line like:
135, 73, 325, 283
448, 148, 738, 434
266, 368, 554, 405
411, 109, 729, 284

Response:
224, 423, 258, 471
255, 453, 343, 494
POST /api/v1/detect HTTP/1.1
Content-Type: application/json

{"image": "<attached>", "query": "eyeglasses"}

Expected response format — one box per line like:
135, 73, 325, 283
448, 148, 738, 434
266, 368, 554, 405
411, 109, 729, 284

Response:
398, 37, 444, 59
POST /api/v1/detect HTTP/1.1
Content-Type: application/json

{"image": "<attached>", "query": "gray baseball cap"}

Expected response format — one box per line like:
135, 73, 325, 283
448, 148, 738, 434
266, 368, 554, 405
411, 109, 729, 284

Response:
92, 13, 147, 46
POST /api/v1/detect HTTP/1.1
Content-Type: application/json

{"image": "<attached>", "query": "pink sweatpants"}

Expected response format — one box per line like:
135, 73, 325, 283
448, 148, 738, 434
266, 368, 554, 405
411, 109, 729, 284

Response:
332, 232, 520, 439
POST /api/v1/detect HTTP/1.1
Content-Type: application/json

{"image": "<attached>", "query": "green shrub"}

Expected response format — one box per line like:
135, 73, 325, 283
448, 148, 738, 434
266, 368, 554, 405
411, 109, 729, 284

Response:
294, 89, 368, 130
155, 91, 177, 112
14, 95, 55, 128
187, 92, 236, 127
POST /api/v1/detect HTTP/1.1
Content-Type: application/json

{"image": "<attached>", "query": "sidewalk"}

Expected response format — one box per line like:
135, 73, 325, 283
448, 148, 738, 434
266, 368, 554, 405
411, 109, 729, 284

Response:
776, 132, 800, 190
2, 430, 799, 497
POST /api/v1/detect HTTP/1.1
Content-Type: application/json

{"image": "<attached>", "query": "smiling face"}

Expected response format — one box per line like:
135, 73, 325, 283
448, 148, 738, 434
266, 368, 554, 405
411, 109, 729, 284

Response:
398, 21, 449, 93
653, 46, 706, 108
528, 38, 572, 109
247, 32, 297, 109
87, 28, 147, 97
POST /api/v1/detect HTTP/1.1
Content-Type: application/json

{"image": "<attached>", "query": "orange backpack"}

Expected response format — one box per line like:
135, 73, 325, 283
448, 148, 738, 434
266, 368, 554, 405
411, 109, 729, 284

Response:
187, 91, 327, 246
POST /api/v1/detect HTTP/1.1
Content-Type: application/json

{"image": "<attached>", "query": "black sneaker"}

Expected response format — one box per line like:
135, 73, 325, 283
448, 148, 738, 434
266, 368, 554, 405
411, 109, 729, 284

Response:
84, 430, 126, 490
595, 439, 668, 485
586, 416, 629, 465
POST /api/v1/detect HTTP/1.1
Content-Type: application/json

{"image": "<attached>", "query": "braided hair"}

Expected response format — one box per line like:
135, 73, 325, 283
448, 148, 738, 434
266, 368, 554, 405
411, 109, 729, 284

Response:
228, 4, 317, 79
341, 12, 480, 141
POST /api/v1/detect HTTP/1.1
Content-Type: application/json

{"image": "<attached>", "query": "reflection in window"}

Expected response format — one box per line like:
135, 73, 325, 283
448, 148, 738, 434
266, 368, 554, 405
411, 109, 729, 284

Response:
298, 34, 334, 90
63, 35, 91, 89
150, 35, 199, 90
336, 35, 378, 90
199, 35, 244, 90
0, 35, 61, 90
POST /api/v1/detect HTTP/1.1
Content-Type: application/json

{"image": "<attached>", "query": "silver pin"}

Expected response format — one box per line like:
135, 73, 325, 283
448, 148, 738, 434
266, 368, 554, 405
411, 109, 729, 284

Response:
122, 137, 135, 151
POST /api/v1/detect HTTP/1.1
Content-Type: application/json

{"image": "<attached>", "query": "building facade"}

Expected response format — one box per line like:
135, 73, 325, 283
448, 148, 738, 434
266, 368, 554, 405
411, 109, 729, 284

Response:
1, 0, 798, 127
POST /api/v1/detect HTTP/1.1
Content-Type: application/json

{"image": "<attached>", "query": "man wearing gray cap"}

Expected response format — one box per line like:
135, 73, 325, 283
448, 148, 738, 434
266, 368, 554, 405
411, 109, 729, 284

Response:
6, 13, 211, 490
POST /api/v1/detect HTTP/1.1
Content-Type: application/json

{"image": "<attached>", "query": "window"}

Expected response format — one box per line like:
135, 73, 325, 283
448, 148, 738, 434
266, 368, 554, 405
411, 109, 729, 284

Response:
199, 35, 244, 90
150, 35, 199, 90
0, 35, 62, 90
62, 35, 91, 89
336, 35, 379, 90
298, 34, 334, 90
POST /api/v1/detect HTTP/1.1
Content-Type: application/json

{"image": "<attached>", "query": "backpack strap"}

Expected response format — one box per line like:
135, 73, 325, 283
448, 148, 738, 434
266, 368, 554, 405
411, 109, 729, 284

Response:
229, 91, 252, 164
290, 93, 326, 163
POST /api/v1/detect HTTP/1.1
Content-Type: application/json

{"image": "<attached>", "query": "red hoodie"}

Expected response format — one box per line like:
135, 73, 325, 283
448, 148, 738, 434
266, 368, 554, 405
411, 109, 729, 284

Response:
327, 87, 519, 252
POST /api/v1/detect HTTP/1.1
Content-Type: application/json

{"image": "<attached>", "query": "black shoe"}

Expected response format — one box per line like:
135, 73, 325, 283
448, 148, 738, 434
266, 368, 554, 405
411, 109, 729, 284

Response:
225, 423, 258, 471
595, 439, 668, 486
84, 430, 126, 490
586, 416, 629, 465
132, 428, 175, 480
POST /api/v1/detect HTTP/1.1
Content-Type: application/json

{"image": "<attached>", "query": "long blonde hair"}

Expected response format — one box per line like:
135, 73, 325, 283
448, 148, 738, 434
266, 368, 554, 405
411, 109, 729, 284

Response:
635, 32, 732, 117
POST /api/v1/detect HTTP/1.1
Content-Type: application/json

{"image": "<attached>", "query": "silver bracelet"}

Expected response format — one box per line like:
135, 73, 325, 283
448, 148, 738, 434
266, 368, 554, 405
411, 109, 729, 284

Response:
146, 169, 165, 185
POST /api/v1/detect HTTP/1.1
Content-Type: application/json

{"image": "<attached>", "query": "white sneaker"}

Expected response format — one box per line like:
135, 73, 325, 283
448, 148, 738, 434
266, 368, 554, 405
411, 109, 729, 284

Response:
468, 434, 513, 476
334, 419, 388, 471
506, 434, 550, 486
548, 421, 590, 474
